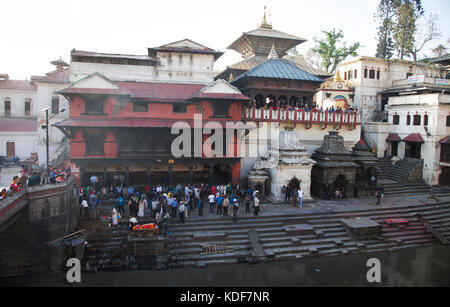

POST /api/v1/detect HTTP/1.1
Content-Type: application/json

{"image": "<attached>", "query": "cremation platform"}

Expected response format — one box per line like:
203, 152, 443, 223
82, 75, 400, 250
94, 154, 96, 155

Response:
340, 217, 382, 240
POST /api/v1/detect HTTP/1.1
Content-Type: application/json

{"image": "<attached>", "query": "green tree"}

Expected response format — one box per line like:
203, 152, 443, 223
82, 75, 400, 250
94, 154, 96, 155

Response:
431, 44, 447, 58
391, 0, 424, 59
313, 29, 361, 73
375, 0, 395, 58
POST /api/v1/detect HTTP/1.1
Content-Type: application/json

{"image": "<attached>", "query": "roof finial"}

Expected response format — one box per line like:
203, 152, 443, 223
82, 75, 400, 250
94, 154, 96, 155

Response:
260, 5, 272, 29
268, 44, 278, 59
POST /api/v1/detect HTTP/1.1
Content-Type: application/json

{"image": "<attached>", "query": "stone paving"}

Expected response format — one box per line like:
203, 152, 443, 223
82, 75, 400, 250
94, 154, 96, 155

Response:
180, 193, 450, 222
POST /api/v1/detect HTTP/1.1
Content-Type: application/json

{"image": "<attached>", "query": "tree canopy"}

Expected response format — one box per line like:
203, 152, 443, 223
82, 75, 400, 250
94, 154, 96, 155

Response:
313, 29, 361, 73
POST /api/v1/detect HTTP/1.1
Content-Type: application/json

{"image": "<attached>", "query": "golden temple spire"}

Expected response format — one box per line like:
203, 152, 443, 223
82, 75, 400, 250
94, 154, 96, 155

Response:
335, 71, 342, 82
260, 5, 272, 29
229, 72, 234, 81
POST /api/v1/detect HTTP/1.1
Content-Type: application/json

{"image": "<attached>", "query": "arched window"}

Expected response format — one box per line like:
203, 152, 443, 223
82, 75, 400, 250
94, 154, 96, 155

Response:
446, 115, 450, 127
278, 96, 287, 109
424, 115, 428, 126
254, 94, 264, 109
289, 96, 298, 108
267, 95, 276, 108
413, 115, 421, 126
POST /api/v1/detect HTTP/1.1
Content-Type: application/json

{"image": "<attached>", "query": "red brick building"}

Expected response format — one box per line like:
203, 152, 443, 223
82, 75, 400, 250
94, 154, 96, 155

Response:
54, 40, 250, 186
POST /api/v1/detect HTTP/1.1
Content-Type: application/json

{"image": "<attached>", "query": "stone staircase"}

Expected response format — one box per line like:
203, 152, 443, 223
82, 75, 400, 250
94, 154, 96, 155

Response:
376, 158, 393, 180
387, 158, 423, 183
381, 183, 431, 197
167, 202, 450, 268
82, 224, 131, 272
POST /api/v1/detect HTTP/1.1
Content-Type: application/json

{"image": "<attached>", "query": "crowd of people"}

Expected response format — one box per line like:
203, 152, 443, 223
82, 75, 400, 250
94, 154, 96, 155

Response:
75, 182, 262, 237
0, 165, 71, 200
248, 98, 358, 114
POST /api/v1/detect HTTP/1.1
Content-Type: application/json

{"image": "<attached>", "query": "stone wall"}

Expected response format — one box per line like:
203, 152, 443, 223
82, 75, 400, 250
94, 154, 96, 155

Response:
0, 179, 78, 277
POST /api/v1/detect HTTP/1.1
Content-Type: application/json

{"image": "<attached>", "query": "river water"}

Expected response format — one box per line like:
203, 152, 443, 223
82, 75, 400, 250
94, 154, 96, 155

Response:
1, 244, 449, 287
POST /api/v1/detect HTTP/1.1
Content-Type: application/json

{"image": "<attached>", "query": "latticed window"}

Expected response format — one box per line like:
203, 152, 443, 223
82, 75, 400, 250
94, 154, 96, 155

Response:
25, 98, 31, 116
85, 134, 104, 155
4, 98, 11, 115
85, 97, 103, 114
52, 96, 59, 114
133, 103, 148, 112
393, 115, 400, 125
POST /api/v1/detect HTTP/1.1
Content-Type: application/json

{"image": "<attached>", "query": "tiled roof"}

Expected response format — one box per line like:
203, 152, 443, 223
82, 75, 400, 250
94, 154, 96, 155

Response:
33, 68, 69, 84
54, 117, 234, 129
244, 28, 307, 42
403, 133, 425, 143
71, 49, 157, 61
429, 53, 450, 63
189, 92, 250, 101
232, 58, 324, 83
386, 133, 402, 142
0, 80, 36, 91
116, 82, 206, 102
148, 39, 224, 60
439, 136, 450, 144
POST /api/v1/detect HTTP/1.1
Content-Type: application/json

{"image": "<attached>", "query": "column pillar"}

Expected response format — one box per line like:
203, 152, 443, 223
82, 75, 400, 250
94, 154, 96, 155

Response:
103, 167, 108, 187
189, 165, 194, 185
146, 168, 152, 186
209, 164, 214, 183
125, 166, 130, 186
228, 164, 233, 184
80, 166, 86, 186
168, 165, 173, 185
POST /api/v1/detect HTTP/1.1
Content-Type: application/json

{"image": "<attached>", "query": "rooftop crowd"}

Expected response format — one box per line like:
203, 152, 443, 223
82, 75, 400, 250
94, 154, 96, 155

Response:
248, 97, 358, 113
0, 165, 71, 200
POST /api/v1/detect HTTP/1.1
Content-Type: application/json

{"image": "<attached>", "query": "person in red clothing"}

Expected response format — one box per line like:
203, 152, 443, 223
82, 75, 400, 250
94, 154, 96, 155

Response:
10, 176, 20, 192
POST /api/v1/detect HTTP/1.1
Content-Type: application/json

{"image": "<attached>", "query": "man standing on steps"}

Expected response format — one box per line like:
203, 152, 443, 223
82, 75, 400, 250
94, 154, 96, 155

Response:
254, 193, 260, 216
298, 187, 303, 208
216, 194, 224, 216
232, 198, 239, 222
178, 200, 186, 223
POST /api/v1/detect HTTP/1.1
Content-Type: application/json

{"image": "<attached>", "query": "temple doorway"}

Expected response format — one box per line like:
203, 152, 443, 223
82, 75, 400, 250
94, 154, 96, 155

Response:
334, 175, 347, 198
405, 143, 421, 159
289, 177, 300, 191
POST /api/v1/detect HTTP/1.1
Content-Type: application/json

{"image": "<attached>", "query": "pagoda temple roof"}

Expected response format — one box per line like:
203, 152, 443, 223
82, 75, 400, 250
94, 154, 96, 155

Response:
227, 27, 307, 59
232, 58, 324, 83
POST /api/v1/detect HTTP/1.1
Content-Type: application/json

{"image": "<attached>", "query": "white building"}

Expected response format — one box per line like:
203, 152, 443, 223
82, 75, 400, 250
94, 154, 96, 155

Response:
0, 59, 70, 166
0, 75, 38, 160
336, 56, 446, 124
363, 75, 450, 186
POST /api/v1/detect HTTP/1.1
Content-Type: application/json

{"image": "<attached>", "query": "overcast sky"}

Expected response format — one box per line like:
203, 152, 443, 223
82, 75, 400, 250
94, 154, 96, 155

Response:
1, 0, 449, 79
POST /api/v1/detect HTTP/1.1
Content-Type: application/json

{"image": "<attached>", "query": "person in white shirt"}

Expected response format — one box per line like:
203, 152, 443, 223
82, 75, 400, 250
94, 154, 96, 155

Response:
297, 187, 303, 208
178, 201, 186, 223
81, 197, 89, 218
254, 195, 260, 216
208, 194, 215, 213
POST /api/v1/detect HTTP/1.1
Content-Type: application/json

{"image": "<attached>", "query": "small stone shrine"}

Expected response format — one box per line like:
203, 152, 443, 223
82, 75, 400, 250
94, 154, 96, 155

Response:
248, 127, 316, 201
311, 130, 359, 199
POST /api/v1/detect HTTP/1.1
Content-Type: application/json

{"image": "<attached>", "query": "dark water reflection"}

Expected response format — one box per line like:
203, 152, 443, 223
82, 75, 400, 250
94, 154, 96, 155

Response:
1, 245, 449, 287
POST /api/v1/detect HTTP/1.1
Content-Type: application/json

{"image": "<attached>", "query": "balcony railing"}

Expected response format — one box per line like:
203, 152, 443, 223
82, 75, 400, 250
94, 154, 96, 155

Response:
243, 108, 361, 129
